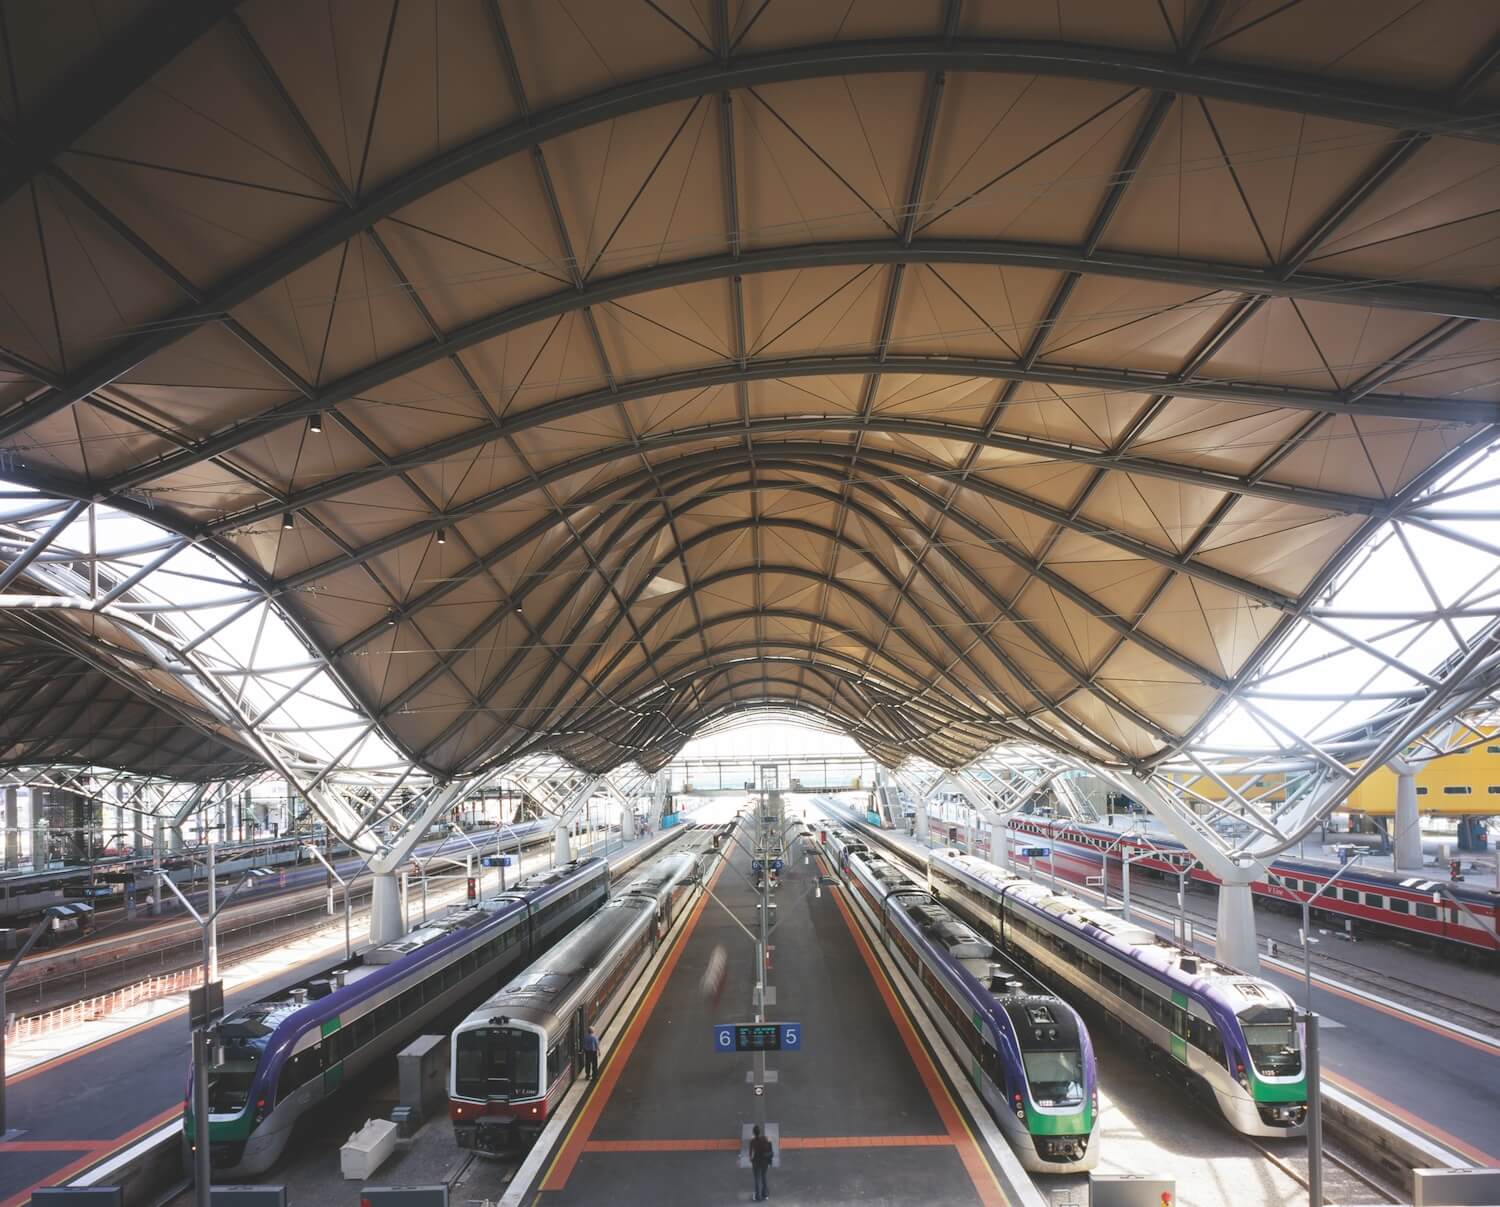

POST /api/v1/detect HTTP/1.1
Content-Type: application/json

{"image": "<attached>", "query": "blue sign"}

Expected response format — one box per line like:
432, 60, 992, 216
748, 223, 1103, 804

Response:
713, 1022, 802, 1053
750, 859, 784, 873
480, 855, 514, 867
1017, 846, 1050, 858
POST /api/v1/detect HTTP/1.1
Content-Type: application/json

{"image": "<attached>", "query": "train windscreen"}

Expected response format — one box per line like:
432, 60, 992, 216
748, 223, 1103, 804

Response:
208, 1015, 273, 1113
1022, 1050, 1084, 1106
1238, 1006, 1302, 1077
455, 1026, 541, 1101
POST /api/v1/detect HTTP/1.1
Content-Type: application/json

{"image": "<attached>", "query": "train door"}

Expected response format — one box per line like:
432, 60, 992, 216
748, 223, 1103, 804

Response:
1169, 992, 1190, 1065
572, 1008, 585, 1074
322, 1016, 349, 1096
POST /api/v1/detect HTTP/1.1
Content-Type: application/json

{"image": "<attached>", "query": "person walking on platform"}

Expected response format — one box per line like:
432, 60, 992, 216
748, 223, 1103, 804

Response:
583, 1025, 600, 1079
749, 1124, 774, 1201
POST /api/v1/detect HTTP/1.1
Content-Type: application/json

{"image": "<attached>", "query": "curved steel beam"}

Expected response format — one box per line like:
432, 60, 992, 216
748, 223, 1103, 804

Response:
5, 36, 1496, 441
591, 560, 1177, 745
277, 434, 1310, 609
101, 318, 1486, 506
178, 362, 1408, 574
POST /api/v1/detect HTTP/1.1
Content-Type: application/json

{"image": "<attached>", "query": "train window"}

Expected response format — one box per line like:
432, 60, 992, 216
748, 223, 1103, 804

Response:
1364, 893, 1384, 909
1443, 786, 1472, 795
1414, 902, 1438, 920
1390, 897, 1409, 914
1489, 786, 1500, 795
1100, 963, 1122, 996
1341, 888, 1359, 903
355, 1013, 376, 1047
1266, 874, 1280, 887
455, 1027, 540, 1100
278, 1045, 325, 1102
1415, 786, 1428, 795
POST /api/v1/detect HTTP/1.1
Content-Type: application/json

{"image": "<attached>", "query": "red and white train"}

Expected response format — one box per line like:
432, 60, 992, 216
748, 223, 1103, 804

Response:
933, 815, 1498, 960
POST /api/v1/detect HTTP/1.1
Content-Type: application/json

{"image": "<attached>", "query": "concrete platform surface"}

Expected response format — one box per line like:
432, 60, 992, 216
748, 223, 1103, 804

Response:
487, 815, 1011, 1206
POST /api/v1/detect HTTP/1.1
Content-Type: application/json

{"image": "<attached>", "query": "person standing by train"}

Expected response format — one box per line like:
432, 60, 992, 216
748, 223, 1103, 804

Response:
583, 1025, 600, 1079
748, 1124, 774, 1200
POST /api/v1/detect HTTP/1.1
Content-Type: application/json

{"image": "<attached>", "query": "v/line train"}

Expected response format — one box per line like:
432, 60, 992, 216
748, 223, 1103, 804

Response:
190, 854, 611, 1174
823, 826, 1098, 1172
449, 831, 721, 1152
830, 811, 1307, 1137
1004, 816, 1498, 959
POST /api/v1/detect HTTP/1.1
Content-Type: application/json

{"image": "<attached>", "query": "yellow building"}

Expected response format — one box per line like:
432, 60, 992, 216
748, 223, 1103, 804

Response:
1344, 740, 1500, 816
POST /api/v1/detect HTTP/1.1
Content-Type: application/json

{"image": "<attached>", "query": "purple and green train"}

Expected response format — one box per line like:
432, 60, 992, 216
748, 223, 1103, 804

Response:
186, 856, 610, 1174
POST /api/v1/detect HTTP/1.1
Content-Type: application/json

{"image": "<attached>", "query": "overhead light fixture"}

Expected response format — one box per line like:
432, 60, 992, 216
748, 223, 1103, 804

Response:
436, 528, 446, 545
282, 512, 295, 530
309, 413, 323, 434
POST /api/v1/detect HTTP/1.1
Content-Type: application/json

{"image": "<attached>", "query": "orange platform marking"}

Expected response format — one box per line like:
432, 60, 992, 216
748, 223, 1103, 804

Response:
783, 1134, 952, 1150
0, 1141, 103, 1152
1324, 1070, 1500, 1168
539, 850, 732, 1192
817, 852, 1009, 1207
0, 1103, 182, 1207
579, 1134, 953, 1154
583, 1139, 741, 1153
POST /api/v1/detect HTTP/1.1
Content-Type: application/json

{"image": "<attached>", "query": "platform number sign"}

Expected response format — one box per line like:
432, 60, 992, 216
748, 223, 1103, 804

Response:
713, 1022, 802, 1052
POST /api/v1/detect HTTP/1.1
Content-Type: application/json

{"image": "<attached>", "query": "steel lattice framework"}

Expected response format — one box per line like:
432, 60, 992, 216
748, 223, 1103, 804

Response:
0, 0, 1499, 865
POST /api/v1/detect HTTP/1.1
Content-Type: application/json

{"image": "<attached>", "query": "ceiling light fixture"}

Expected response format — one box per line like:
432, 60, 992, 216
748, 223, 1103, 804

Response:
309, 413, 322, 434
436, 528, 446, 545
282, 512, 294, 530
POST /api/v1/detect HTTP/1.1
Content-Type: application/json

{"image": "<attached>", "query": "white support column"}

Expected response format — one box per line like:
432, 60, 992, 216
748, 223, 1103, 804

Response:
3, 786, 17, 869
370, 872, 402, 945
548, 776, 601, 864
553, 825, 571, 864
913, 793, 930, 843
649, 771, 670, 831
1102, 771, 1265, 971
1391, 761, 1423, 871
1216, 861, 1261, 973
32, 795, 47, 871
621, 798, 636, 842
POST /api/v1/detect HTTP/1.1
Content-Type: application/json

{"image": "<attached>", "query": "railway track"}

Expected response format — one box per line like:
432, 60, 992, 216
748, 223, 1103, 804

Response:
1248, 1138, 1404, 1204
9, 830, 568, 1015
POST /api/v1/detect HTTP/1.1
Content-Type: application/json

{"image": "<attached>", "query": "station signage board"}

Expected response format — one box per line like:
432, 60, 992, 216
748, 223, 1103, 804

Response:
713, 1022, 801, 1052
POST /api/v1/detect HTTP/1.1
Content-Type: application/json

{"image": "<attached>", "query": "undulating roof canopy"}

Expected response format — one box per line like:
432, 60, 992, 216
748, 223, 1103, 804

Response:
1, 0, 1498, 776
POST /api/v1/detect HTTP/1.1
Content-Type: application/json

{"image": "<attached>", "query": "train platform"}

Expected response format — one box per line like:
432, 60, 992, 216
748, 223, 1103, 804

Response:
473, 811, 1014, 1206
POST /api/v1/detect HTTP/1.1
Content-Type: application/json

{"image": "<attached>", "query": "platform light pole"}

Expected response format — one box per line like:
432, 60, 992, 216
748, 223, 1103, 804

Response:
1296, 849, 1362, 1207
304, 845, 376, 961
1299, 850, 1366, 1010
156, 859, 265, 1207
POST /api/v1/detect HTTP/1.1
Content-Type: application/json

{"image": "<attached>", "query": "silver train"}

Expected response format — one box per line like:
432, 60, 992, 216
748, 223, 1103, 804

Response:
448, 839, 711, 1152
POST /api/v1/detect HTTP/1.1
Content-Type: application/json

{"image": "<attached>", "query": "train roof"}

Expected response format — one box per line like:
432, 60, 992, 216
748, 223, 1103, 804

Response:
1041, 818, 1498, 905
936, 850, 1296, 1014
